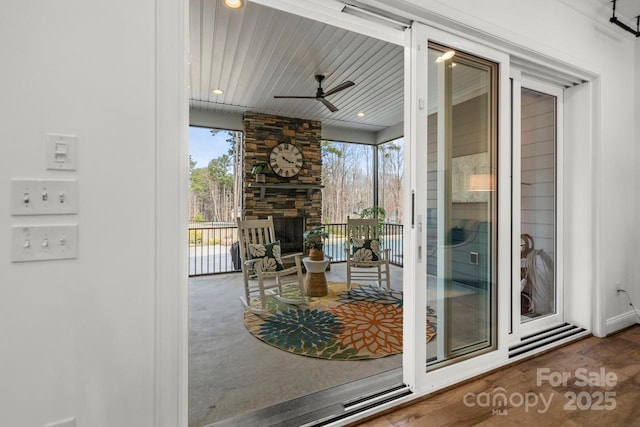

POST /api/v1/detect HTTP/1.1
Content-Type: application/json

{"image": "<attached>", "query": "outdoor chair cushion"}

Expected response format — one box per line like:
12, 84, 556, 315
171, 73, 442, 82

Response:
248, 240, 284, 272
351, 238, 380, 262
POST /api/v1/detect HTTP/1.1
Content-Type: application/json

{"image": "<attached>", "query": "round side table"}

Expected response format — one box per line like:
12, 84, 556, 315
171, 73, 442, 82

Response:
302, 257, 330, 296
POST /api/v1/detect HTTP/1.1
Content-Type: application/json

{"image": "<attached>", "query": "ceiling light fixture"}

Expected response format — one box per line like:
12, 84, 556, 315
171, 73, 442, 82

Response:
212, 88, 224, 95
435, 50, 456, 63
224, 0, 243, 9
357, 112, 365, 117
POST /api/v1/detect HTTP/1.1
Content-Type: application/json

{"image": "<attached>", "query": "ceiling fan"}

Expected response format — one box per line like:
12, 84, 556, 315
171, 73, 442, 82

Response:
273, 74, 355, 112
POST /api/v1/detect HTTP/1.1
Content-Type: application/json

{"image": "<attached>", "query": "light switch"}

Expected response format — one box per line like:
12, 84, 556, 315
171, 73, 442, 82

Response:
55, 142, 69, 162
11, 179, 78, 215
46, 134, 77, 170
12, 225, 78, 262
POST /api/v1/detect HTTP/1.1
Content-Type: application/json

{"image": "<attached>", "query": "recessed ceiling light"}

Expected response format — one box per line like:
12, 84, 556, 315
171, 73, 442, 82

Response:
357, 112, 366, 117
212, 88, 224, 95
224, 0, 243, 9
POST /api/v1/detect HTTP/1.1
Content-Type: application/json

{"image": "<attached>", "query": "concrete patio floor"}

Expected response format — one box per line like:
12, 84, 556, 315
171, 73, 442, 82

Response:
188, 262, 404, 427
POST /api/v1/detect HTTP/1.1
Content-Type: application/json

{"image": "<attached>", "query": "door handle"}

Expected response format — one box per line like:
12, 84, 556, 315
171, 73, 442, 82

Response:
417, 214, 423, 263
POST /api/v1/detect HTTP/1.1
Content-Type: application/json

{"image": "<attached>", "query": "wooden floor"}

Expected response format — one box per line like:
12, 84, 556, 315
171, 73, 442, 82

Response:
353, 325, 640, 427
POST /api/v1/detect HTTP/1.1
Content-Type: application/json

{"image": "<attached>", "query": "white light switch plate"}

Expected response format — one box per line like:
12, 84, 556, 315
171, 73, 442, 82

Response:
11, 179, 78, 215
12, 224, 78, 262
46, 134, 77, 171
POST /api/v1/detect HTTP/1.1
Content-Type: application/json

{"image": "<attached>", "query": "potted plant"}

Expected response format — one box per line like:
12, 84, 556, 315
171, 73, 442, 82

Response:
303, 225, 329, 261
251, 162, 269, 183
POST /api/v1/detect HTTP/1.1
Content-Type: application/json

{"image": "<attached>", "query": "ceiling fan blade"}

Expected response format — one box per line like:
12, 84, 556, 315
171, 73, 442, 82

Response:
323, 81, 355, 97
274, 95, 316, 99
319, 98, 338, 112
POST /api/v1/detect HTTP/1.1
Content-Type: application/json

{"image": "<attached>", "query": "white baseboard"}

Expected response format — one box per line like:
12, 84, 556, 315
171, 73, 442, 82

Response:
606, 310, 640, 335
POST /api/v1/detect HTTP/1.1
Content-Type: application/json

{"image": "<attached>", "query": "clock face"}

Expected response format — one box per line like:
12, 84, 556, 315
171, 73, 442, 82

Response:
269, 143, 303, 177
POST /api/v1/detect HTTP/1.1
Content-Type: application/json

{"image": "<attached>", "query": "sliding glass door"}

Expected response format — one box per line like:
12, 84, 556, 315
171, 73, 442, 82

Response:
424, 43, 499, 368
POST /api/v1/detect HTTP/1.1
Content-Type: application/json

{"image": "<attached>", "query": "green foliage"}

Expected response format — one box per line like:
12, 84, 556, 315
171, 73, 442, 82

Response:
194, 212, 204, 222
189, 229, 203, 245
303, 225, 329, 250
188, 229, 221, 246
321, 140, 344, 159
251, 162, 270, 174
207, 155, 233, 188
359, 206, 387, 223
189, 167, 208, 196
359, 206, 387, 239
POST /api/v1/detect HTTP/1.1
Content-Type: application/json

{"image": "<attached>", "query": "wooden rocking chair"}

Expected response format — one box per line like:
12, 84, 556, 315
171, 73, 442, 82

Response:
237, 216, 306, 314
345, 216, 391, 293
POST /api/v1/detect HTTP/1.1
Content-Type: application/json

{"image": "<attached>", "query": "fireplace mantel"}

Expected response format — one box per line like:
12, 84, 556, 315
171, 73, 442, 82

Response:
247, 183, 324, 201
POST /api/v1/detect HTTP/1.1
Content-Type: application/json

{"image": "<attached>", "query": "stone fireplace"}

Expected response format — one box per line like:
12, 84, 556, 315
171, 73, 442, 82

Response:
272, 216, 305, 253
242, 112, 322, 233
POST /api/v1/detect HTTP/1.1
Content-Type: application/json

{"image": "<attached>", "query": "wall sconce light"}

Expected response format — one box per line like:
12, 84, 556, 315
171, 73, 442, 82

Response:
224, 0, 243, 9
468, 173, 495, 192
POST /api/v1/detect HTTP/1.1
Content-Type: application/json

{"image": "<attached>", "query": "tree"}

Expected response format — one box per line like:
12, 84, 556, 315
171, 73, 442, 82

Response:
378, 139, 403, 223
321, 141, 374, 223
189, 129, 238, 222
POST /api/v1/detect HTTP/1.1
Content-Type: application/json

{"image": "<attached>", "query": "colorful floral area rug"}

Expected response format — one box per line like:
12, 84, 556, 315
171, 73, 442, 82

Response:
243, 282, 437, 360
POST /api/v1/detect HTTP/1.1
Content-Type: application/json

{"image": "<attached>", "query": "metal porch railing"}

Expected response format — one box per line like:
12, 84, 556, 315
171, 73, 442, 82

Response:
189, 222, 403, 277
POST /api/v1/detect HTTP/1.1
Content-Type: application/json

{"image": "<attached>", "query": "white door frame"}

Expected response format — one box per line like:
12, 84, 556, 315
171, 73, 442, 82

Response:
155, 0, 189, 425
405, 22, 512, 394
510, 76, 565, 340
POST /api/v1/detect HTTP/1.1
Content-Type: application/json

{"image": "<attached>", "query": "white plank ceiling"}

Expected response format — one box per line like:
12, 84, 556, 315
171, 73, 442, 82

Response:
190, 0, 638, 135
189, 0, 404, 134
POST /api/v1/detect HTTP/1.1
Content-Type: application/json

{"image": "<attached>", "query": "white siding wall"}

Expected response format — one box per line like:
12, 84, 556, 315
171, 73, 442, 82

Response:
521, 89, 556, 258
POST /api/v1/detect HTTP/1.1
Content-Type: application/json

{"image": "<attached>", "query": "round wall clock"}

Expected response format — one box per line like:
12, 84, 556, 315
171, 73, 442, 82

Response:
269, 143, 303, 177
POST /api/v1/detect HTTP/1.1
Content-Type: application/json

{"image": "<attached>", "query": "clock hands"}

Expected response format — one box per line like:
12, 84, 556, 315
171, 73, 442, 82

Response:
270, 143, 303, 177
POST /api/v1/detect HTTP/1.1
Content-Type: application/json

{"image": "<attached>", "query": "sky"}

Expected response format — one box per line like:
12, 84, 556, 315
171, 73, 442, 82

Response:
189, 126, 233, 168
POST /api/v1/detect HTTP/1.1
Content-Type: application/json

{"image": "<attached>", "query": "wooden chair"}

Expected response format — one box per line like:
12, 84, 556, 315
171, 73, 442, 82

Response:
344, 217, 391, 293
237, 216, 306, 314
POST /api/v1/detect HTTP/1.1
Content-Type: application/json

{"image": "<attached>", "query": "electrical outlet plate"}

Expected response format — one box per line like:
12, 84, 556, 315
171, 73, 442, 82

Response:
10, 179, 78, 215
12, 224, 78, 262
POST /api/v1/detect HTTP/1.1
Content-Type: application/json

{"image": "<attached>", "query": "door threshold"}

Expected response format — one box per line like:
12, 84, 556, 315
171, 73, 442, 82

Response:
509, 322, 589, 359
205, 368, 411, 427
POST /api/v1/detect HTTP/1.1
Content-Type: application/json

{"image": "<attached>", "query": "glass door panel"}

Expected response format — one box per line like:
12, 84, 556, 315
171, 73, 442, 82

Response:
426, 44, 498, 369
519, 87, 559, 326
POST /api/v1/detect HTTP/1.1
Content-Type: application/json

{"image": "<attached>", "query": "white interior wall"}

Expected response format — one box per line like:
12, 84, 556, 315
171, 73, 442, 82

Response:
0, 1, 159, 426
